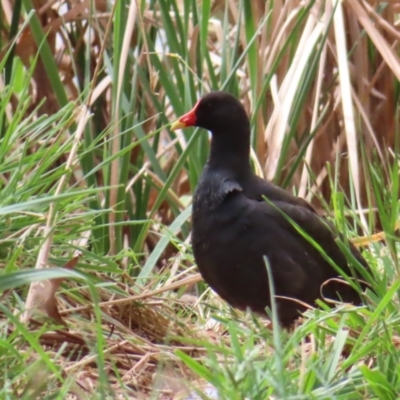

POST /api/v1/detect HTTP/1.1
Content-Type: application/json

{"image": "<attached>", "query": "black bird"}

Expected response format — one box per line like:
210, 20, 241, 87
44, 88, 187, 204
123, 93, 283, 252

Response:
171, 91, 369, 326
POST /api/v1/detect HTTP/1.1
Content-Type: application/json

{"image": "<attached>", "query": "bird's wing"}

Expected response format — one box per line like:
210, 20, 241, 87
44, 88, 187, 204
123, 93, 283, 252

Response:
254, 198, 370, 278
244, 197, 368, 303
249, 176, 370, 271
250, 175, 317, 212
255, 199, 339, 256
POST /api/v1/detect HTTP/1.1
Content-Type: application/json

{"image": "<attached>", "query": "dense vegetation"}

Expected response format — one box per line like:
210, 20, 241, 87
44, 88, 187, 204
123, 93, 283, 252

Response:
0, 0, 399, 398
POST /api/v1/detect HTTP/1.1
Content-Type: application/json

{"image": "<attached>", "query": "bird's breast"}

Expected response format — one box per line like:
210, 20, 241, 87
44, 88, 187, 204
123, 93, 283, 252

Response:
191, 191, 251, 263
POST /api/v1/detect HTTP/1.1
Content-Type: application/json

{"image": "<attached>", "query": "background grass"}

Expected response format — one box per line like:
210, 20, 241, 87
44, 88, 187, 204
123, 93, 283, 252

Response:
0, 0, 399, 398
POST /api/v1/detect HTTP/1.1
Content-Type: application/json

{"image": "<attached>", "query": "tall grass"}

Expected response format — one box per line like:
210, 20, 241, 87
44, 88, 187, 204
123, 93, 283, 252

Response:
0, 0, 399, 397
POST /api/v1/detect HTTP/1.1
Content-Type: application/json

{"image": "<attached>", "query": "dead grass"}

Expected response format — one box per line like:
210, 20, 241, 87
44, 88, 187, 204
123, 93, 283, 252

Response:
13, 272, 207, 398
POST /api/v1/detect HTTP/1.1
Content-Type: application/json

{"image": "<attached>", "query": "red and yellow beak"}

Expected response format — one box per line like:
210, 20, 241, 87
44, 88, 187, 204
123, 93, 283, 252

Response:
170, 101, 199, 131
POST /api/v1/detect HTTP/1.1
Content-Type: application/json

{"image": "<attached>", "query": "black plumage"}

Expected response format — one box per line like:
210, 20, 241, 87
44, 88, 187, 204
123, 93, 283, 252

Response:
171, 91, 369, 326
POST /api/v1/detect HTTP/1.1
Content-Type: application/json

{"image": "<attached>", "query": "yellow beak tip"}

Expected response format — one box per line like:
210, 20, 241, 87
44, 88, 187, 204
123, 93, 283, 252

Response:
171, 120, 186, 131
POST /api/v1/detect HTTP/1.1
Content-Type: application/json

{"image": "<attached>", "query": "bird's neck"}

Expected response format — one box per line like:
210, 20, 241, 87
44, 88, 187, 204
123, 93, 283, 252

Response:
208, 127, 251, 177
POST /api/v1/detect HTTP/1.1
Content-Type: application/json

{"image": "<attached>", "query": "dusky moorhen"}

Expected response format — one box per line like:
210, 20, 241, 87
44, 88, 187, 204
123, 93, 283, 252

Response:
171, 91, 369, 326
